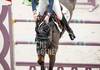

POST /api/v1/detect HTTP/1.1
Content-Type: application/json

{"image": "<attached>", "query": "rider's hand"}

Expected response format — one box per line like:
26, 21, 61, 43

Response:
44, 13, 51, 23
33, 10, 38, 21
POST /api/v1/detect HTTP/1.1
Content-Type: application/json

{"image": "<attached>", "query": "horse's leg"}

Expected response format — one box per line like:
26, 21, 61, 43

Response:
37, 55, 45, 70
48, 22, 60, 70
48, 54, 56, 70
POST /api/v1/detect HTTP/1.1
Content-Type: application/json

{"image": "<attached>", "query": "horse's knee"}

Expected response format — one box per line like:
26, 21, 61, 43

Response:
38, 55, 44, 65
49, 55, 56, 61
38, 60, 44, 65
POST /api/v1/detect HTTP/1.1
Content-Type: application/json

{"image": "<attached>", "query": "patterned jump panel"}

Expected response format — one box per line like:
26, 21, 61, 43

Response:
16, 62, 100, 70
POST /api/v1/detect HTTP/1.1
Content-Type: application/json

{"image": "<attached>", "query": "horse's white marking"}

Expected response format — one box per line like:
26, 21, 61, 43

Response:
53, 21, 62, 32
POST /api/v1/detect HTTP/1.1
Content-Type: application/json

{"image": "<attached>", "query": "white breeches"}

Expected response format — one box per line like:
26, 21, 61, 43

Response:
37, 0, 63, 20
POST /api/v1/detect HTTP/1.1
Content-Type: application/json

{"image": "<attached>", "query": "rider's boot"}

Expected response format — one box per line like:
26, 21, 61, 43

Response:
60, 16, 76, 40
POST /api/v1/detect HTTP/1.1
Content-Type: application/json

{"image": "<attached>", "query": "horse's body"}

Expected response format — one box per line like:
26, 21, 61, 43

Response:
35, 0, 76, 70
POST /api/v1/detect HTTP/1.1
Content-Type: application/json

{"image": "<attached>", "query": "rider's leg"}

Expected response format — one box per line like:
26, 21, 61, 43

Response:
37, 0, 48, 16
53, 0, 75, 40
61, 15, 76, 40
53, 0, 62, 20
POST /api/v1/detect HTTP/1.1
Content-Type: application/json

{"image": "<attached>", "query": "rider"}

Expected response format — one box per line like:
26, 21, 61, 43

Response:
32, 0, 76, 40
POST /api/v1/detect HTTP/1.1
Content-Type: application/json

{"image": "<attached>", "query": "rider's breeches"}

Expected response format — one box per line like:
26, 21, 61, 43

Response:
37, 0, 63, 20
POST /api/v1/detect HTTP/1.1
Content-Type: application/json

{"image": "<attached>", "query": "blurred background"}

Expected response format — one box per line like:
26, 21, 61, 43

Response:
0, 0, 100, 70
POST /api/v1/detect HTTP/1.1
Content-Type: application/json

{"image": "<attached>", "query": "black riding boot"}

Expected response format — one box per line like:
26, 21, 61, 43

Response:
60, 16, 76, 40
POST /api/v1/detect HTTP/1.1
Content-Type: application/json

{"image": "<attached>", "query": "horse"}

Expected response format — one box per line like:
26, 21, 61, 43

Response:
35, 0, 76, 70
